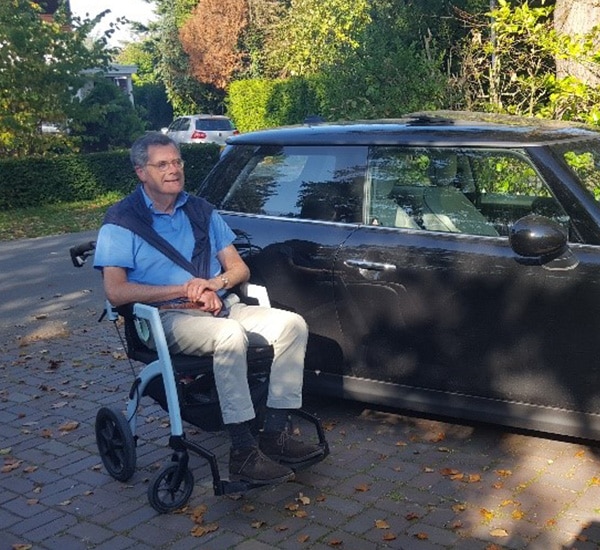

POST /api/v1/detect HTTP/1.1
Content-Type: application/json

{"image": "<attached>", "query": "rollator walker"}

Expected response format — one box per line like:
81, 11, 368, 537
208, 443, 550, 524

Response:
70, 241, 329, 513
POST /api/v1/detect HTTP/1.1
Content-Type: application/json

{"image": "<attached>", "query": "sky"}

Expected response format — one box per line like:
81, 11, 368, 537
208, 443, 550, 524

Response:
69, 0, 158, 47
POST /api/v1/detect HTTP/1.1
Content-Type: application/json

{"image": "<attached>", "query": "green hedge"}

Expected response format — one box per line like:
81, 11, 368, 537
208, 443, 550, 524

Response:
0, 143, 221, 210
228, 77, 323, 133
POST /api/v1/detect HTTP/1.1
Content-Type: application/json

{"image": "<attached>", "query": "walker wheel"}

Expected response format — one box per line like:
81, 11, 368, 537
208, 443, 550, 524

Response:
95, 407, 136, 482
148, 463, 194, 513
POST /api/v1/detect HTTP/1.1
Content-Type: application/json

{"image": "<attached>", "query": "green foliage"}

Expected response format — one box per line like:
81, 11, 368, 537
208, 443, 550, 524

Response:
228, 79, 279, 131
118, 40, 174, 130
0, 145, 221, 210
228, 77, 321, 131
71, 77, 146, 152
457, 0, 600, 125
0, 0, 115, 157
266, 0, 371, 77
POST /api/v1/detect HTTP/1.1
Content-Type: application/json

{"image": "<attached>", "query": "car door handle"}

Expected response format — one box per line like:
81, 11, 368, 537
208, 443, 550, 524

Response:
344, 259, 397, 272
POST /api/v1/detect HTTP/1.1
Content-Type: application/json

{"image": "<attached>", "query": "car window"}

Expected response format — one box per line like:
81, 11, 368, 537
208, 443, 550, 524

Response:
221, 146, 367, 222
367, 147, 570, 238
197, 119, 234, 131
167, 118, 181, 132
179, 118, 191, 132
562, 141, 600, 201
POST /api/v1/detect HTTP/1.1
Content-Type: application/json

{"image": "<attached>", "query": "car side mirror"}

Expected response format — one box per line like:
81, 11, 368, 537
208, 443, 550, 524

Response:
509, 214, 567, 258
509, 214, 578, 270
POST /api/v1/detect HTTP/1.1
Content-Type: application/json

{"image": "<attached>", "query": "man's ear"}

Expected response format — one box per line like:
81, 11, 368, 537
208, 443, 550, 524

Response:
135, 166, 146, 182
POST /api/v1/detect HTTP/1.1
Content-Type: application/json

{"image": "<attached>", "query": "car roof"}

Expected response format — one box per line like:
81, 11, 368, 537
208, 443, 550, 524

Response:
186, 114, 231, 120
228, 111, 600, 148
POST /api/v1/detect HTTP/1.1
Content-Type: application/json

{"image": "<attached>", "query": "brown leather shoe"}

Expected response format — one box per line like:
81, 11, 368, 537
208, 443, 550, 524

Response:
229, 446, 295, 485
259, 431, 324, 465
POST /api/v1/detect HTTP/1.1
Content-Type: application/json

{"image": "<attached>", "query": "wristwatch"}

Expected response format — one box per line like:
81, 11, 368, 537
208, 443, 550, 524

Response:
220, 274, 229, 289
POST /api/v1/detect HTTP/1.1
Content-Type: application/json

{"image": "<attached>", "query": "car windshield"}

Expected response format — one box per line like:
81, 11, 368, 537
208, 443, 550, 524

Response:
560, 140, 600, 202
196, 119, 233, 131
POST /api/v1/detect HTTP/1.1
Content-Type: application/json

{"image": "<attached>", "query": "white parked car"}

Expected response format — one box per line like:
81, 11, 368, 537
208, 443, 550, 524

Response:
163, 114, 238, 146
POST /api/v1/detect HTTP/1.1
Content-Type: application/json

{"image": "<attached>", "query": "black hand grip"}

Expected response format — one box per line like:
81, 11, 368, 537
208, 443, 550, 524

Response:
69, 240, 96, 267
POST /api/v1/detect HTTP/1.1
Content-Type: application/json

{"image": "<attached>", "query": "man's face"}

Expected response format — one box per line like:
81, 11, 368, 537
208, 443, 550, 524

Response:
135, 144, 185, 204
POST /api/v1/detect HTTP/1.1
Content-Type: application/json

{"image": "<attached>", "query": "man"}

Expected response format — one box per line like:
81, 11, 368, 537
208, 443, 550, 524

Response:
94, 132, 323, 485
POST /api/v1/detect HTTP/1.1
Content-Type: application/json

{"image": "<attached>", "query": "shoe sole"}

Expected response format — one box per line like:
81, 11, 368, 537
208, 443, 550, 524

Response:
265, 447, 325, 465
230, 471, 295, 485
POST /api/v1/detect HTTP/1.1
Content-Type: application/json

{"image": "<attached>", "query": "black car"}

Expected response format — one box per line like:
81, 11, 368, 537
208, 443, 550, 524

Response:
197, 111, 600, 441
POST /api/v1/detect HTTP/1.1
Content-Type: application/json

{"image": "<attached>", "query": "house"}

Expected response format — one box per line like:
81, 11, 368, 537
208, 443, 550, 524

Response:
37, 0, 137, 105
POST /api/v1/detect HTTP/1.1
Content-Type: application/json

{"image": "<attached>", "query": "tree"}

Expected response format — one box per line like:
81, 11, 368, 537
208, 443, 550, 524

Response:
118, 40, 173, 130
151, 0, 225, 114
71, 76, 146, 152
265, 0, 371, 77
179, 0, 249, 90
457, 0, 600, 123
0, 0, 115, 157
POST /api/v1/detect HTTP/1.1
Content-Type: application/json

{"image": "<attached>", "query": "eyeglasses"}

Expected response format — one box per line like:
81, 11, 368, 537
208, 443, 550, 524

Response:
145, 159, 185, 172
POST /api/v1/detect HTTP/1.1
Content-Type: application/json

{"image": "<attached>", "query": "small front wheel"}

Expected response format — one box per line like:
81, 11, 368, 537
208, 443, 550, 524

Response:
148, 463, 194, 513
95, 407, 136, 482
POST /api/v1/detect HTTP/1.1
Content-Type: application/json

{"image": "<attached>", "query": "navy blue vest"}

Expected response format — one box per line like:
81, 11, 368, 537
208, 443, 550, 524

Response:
102, 185, 214, 279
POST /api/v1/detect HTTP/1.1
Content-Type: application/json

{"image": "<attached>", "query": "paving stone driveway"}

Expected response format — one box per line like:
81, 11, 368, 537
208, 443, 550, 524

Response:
1, 235, 600, 549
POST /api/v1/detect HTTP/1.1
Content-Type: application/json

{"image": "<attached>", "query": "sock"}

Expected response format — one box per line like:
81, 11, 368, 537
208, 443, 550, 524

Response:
263, 408, 290, 434
226, 421, 256, 450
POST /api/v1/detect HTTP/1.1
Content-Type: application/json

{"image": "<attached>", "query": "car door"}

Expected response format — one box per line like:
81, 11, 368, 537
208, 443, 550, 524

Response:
334, 145, 600, 420
215, 144, 368, 373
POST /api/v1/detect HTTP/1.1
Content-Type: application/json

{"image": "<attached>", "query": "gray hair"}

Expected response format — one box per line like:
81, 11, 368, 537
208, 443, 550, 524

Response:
130, 132, 180, 168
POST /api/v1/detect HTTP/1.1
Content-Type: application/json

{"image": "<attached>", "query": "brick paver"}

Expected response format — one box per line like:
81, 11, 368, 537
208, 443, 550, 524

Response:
2, 248, 600, 548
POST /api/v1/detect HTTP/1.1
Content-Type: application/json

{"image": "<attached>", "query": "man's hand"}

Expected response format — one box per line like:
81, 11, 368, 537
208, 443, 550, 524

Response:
184, 277, 216, 302
197, 290, 223, 315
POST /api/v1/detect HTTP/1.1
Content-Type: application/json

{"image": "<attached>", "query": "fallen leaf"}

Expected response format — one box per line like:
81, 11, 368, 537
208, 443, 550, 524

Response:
382, 532, 397, 541
294, 510, 308, 518
328, 539, 343, 547
512, 510, 525, 520
490, 528, 509, 537
251, 520, 267, 529
23, 466, 38, 473
58, 421, 79, 432
26, 499, 39, 505
575, 450, 586, 459
59, 500, 72, 506
40, 429, 52, 439
297, 534, 310, 543
480, 508, 494, 522
242, 504, 255, 513
415, 532, 429, 540
440, 468, 461, 476
405, 512, 420, 521
355, 483, 370, 492
190, 523, 218, 537
12, 544, 33, 550
467, 473, 481, 483
51, 402, 69, 409
274, 525, 289, 532
452, 503, 467, 513
0, 447, 12, 455
495, 469, 512, 477
2, 460, 23, 473
375, 519, 390, 529
297, 493, 310, 505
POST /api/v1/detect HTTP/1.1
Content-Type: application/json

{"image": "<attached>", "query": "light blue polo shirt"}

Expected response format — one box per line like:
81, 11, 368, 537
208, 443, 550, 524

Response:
93, 190, 236, 287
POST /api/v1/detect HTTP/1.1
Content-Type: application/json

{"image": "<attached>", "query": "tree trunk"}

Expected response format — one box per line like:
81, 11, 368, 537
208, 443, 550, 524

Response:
554, 0, 600, 84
